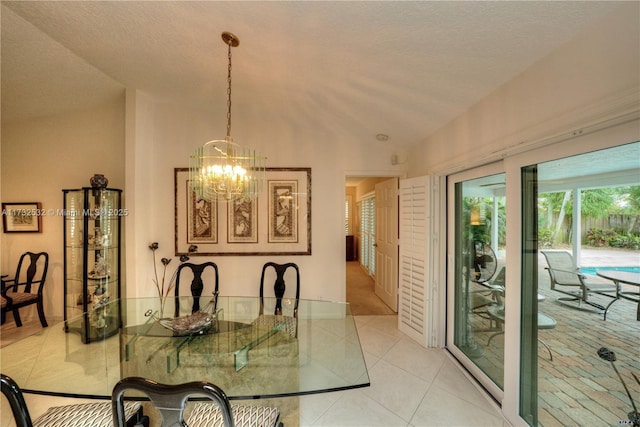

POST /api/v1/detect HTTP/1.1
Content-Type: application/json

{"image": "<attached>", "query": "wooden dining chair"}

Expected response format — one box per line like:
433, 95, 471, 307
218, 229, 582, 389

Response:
1, 252, 49, 327
173, 262, 219, 317
1, 373, 147, 427
112, 377, 281, 427
253, 262, 300, 337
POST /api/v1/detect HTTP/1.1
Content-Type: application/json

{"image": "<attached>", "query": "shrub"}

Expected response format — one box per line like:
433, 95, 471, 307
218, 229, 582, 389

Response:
586, 228, 616, 247
538, 227, 553, 247
609, 234, 640, 249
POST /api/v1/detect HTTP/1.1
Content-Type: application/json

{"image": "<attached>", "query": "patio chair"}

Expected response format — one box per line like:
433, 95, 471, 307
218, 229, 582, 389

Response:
471, 266, 505, 316
541, 250, 617, 314
480, 267, 557, 360
112, 376, 281, 427
487, 309, 557, 360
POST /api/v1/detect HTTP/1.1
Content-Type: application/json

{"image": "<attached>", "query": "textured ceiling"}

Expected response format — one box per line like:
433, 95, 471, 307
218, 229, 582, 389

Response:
0, 1, 626, 148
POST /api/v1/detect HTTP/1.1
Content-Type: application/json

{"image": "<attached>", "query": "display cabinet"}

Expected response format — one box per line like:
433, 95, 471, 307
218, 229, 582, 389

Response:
63, 187, 122, 343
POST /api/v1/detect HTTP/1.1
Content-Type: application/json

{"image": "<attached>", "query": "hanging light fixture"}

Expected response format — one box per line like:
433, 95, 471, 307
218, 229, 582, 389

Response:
470, 199, 486, 226
189, 32, 266, 201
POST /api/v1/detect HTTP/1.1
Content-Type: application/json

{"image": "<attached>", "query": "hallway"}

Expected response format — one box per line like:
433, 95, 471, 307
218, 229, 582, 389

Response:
345, 261, 394, 316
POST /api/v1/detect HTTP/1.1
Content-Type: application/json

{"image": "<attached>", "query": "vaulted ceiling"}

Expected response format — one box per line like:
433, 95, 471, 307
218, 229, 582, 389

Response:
1, 1, 625, 149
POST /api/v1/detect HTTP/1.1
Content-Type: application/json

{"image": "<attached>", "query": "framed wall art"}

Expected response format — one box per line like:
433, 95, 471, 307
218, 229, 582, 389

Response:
268, 180, 298, 243
227, 196, 257, 243
2, 202, 43, 233
187, 189, 217, 244
175, 167, 311, 256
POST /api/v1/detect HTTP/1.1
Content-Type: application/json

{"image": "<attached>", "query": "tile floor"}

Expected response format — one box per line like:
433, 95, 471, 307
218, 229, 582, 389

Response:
299, 315, 509, 427
1, 314, 509, 427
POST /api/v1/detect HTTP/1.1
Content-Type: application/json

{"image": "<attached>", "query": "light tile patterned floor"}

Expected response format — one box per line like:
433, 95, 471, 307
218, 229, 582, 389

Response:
1, 314, 508, 427
300, 315, 508, 427
4, 247, 635, 426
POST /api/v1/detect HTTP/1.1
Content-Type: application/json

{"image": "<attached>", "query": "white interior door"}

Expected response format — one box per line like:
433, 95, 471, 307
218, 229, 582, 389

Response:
375, 178, 398, 312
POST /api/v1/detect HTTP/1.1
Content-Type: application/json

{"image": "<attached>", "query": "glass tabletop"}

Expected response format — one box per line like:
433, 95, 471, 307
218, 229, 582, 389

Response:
0, 297, 370, 400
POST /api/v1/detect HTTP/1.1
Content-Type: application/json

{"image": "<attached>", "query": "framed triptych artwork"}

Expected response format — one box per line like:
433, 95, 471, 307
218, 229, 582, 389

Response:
175, 167, 311, 256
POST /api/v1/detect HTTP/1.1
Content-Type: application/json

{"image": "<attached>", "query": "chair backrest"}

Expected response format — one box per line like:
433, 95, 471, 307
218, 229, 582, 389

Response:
1, 374, 34, 426
9, 252, 48, 294
541, 251, 583, 286
112, 377, 233, 427
174, 262, 219, 317
492, 266, 506, 288
259, 262, 300, 317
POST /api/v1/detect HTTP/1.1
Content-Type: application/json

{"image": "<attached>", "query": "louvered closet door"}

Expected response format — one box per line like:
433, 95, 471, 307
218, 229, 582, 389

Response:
398, 176, 440, 347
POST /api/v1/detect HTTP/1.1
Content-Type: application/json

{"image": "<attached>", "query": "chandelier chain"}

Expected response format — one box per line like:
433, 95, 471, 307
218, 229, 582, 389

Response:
226, 41, 232, 138
189, 31, 265, 202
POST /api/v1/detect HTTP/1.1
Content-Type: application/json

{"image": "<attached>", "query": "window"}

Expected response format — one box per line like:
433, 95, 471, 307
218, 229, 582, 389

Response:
345, 195, 352, 235
360, 195, 376, 275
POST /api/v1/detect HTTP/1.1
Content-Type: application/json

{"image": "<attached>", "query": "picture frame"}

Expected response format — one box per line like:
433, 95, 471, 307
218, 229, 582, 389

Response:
228, 196, 258, 243
268, 180, 298, 243
187, 186, 217, 244
175, 167, 311, 256
2, 202, 42, 233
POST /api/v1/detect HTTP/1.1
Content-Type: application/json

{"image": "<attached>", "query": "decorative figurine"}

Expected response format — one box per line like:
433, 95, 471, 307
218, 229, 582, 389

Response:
90, 174, 108, 188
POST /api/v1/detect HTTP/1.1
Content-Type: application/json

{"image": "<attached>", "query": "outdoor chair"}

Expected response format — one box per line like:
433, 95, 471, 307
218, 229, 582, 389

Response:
1, 252, 49, 327
541, 250, 617, 314
482, 267, 557, 360
174, 262, 219, 317
2, 373, 147, 427
487, 309, 557, 360
253, 262, 300, 337
471, 266, 506, 315
112, 376, 281, 427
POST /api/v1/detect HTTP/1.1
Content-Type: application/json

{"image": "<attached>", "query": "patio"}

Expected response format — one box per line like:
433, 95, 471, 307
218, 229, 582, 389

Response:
470, 247, 640, 426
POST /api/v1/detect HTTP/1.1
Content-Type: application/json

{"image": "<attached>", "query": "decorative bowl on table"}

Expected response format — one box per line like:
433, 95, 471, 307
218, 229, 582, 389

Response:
145, 309, 218, 336
159, 310, 217, 335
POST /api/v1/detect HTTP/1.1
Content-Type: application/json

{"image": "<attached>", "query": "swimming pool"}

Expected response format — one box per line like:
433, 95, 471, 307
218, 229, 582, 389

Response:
580, 266, 640, 275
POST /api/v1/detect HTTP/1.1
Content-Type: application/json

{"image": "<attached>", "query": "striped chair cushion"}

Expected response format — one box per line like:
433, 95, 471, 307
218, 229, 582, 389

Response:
33, 401, 141, 427
187, 404, 280, 427
5, 292, 37, 305
252, 314, 297, 337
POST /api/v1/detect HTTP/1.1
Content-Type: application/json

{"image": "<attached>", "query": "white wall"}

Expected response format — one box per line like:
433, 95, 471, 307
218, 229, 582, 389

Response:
405, 5, 639, 425
124, 95, 405, 303
4, 2, 636, 323
407, 4, 639, 177
1, 102, 125, 320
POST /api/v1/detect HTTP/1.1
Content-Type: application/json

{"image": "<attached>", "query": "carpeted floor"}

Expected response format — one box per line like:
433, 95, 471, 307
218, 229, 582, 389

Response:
346, 261, 395, 315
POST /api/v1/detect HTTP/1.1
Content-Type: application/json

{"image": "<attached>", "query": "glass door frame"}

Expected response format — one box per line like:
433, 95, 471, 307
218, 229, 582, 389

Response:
444, 121, 639, 426
446, 160, 507, 403
503, 124, 639, 425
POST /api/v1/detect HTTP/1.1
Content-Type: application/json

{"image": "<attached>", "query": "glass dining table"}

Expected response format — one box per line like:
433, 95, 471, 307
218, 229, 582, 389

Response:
0, 296, 370, 402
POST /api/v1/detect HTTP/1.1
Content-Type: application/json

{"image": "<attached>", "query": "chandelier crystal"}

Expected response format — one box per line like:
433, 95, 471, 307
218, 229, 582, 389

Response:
189, 32, 265, 201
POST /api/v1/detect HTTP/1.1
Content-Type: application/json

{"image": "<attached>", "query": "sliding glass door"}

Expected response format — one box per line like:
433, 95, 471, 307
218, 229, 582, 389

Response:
448, 165, 506, 400
521, 141, 640, 426
445, 125, 638, 425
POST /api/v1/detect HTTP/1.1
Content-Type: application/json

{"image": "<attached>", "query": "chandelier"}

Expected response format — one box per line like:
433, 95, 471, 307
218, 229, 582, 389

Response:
189, 32, 266, 201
